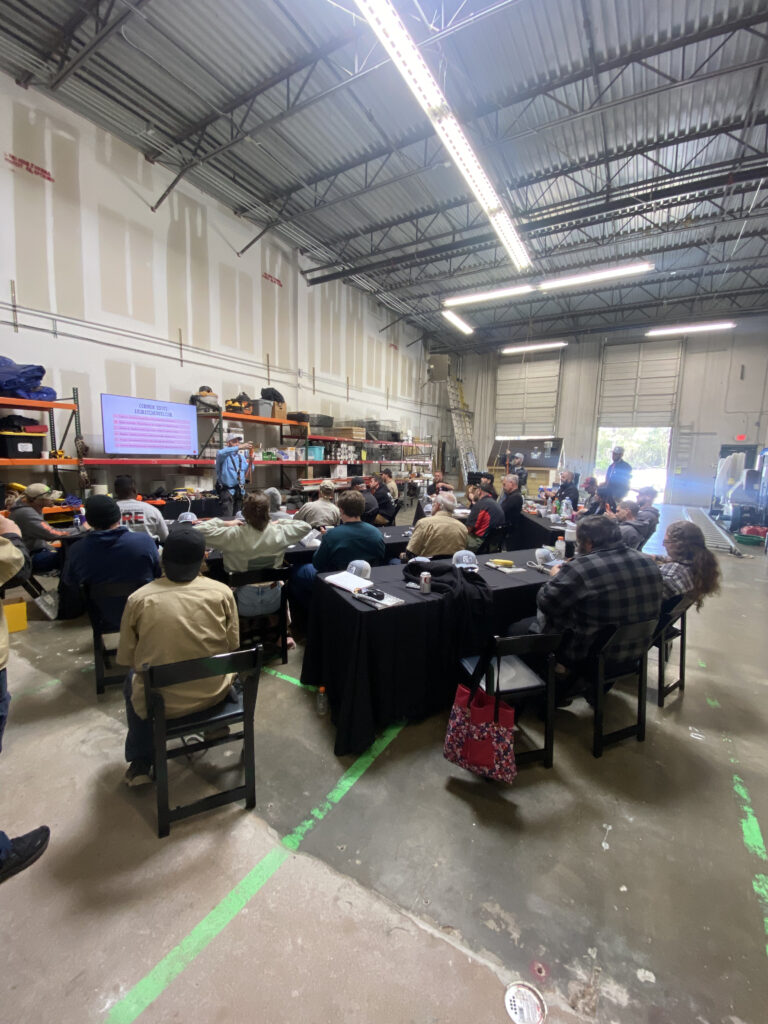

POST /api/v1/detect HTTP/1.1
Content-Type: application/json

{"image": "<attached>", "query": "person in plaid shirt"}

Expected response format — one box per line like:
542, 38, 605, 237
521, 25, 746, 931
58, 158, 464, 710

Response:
536, 514, 663, 670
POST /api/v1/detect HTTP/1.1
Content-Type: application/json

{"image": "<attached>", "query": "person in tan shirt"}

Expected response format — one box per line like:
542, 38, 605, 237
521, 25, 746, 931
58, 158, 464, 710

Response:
402, 491, 468, 559
117, 529, 240, 786
381, 468, 399, 503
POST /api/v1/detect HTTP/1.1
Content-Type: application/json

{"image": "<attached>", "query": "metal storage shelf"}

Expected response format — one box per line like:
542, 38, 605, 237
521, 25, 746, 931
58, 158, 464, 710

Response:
0, 396, 79, 411
0, 457, 79, 466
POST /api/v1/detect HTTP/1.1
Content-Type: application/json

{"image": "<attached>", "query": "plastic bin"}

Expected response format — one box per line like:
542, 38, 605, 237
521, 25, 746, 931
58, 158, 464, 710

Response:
0, 432, 44, 458
307, 445, 325, 460
253, 399, 273, 417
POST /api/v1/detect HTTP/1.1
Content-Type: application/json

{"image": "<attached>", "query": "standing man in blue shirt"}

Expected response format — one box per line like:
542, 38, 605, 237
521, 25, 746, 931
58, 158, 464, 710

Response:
215, 426, 253, 517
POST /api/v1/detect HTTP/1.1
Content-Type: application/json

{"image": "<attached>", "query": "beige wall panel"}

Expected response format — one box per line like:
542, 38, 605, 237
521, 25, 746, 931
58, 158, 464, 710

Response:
59, 370, 92, 436
319, 284, 331, 375
166, 194, 189, 342
95, 129, 142, 183
129, 222, 155, 323
169, 387, 189, 406
135, 366, 156, 400
238, 271, 254, 353
219, 264, 238, 348
188, 200, 210, 349
12, 103, 50, 310
353, 335, 364, 389
51, 131, 85, 318
98, 206, 128, 315
105, 359, 131, 397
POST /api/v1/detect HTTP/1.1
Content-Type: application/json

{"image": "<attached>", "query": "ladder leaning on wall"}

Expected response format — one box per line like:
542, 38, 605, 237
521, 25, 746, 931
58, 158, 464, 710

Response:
446, 372, 478, 483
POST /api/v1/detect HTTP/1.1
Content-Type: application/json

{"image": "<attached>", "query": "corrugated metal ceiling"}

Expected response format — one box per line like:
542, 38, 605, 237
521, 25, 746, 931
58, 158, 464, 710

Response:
1, 0, 767, 351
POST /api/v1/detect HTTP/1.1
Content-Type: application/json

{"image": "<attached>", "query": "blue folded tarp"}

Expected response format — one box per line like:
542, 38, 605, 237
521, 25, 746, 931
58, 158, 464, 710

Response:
0, 356, 57, 401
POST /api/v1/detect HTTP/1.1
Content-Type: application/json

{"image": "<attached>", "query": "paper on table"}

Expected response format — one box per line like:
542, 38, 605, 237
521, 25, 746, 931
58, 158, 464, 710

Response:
324, 570, 374, 593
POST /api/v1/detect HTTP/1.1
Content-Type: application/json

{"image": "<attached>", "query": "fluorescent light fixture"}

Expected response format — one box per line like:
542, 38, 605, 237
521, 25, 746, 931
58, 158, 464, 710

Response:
352, 0, 530, 271
441, 310, 474, 335
501, 341, 568, 355
538, 261, 654, 291
444, 284, 534, 307
645, 321, 736, 337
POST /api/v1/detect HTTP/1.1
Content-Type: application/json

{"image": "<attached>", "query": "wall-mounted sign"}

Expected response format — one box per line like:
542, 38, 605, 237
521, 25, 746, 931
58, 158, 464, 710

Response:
4, 153, 55, 182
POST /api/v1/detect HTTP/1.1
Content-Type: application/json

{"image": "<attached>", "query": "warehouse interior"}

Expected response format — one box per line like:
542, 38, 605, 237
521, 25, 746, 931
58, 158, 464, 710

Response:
0, 2, 767, 1022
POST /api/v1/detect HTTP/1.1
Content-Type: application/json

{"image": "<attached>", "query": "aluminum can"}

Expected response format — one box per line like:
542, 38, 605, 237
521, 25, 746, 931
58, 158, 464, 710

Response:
419, 571, 432, 594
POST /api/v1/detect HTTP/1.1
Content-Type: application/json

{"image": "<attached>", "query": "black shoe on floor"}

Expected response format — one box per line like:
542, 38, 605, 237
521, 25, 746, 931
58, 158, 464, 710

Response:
0, 826, 50, 884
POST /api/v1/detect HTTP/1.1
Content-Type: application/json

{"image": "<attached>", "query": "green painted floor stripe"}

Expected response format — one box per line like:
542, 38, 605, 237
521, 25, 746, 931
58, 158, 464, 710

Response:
732, 775, 768, 861
105, 722, 403, 1024
262, 666, 315, 690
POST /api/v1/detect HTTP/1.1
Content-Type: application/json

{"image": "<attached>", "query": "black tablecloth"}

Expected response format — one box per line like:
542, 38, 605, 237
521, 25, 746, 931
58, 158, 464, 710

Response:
300, 549, 545, 755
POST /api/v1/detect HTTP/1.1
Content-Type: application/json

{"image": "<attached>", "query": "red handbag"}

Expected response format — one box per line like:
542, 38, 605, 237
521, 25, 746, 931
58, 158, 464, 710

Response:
443, 668, 517, 783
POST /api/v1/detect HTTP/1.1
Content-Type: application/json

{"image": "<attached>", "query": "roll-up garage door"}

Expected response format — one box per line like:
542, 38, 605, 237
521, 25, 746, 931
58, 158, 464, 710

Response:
496, 353, 562, 436
598, 340, 682, 427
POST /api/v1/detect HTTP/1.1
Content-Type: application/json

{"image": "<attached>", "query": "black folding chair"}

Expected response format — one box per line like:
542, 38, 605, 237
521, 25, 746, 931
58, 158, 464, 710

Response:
576, 618, 658, 757
143, 646, 262, 837
82, 580, 147, 695
477, 525, 507, 555
461, 632, 564, 768
227, 567, 290, 663
651, 594, 694, 707
379, 499, 403, 525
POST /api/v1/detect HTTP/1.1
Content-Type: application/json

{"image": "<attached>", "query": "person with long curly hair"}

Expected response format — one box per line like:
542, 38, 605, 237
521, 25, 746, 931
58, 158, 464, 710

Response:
656, 521, 721, 609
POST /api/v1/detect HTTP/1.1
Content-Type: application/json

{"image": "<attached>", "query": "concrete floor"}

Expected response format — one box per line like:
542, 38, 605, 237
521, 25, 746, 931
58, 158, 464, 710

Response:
1, 506, 767, 1023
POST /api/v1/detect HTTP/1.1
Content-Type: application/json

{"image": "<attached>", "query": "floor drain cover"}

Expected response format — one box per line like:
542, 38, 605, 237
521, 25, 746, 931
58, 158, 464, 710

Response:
504, 981, 547, 1023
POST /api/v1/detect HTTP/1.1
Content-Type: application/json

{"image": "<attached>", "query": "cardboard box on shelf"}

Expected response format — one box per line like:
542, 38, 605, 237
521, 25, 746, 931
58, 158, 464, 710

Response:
272, 402, 288, 419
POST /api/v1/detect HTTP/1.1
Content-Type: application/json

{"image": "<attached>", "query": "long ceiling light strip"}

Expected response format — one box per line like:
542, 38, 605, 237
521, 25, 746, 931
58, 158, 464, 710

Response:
645, 321, 736, 337
443, 261, 655, 308
501, 341, 568, 355
441, 310, 474, 335
352, 0, 530, 271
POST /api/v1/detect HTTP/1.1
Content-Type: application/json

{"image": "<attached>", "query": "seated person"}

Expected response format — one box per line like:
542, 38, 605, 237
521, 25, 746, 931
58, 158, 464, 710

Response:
292, 481, 341, 528
113, 475, 169, 544
381, 468, 399, 503
545, 470, 579, 508
194, 493, 311, 617
116, 530, 240, 786
402, 491, 468, 559
9, 483, 85, 573
290, 490, 386, 606
463, 483, 479, 508
479, 472, 498, 500
426, 470, 453, 497
498, 474, 523, 535
368, 474, 395, 525
465, 485, 505, 552
611, 500, 646, 550
653, 521, 721, 608
577, 483, 616, 518
578, 476, 598, 508
63, 495, 161, 629
351, 476, 379, 523
533, 515, 663, 682
264, 487, 291, 520
635, 487, 660, 542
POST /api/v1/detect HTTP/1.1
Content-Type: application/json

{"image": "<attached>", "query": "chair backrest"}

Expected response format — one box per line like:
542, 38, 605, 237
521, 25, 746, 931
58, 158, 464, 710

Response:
226, 566, 290, 588
143, 647, 262, 714
81, 579, 148, 632
590, 618, 658, 674
478, 524, 506, 554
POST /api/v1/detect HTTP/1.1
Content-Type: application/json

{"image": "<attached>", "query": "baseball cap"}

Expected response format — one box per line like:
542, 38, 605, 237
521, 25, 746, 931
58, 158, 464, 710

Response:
347, 560, 371, 579
162, 529, 206, 583
452, 549, 479, 572
85, 494, 121, 530
514, 452, 524, 459
25, 483, 51, 500
350, 476, 365, 487
176, 511, 198, 523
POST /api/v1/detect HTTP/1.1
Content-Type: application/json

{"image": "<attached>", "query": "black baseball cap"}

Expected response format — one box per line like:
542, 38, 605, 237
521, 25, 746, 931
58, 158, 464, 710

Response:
162, 529, 206, 583
85, 494, 121, 530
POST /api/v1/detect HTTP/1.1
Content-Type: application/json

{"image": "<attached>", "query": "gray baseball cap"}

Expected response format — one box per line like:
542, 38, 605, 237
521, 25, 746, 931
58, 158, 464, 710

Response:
452, 549, 479, 572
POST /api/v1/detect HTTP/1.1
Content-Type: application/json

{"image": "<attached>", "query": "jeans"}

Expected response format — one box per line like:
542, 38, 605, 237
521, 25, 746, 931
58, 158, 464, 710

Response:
123, 673, 154, 765
0, 830, 10, 862
289, 563, 317, 609
0, 668, 9, 754
31, 548, 60, 573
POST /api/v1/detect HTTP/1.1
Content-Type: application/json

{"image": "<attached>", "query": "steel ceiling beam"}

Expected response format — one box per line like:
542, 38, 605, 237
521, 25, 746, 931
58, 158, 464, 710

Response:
303, 164, 768, 285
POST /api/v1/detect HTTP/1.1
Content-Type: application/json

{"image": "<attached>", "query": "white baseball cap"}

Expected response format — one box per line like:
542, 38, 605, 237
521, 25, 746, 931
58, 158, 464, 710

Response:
452, 550, 479, 572
347, 560, 372, 579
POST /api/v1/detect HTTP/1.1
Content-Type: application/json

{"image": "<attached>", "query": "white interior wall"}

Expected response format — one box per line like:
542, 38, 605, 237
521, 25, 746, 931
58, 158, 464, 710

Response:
0, 76, 442, 492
